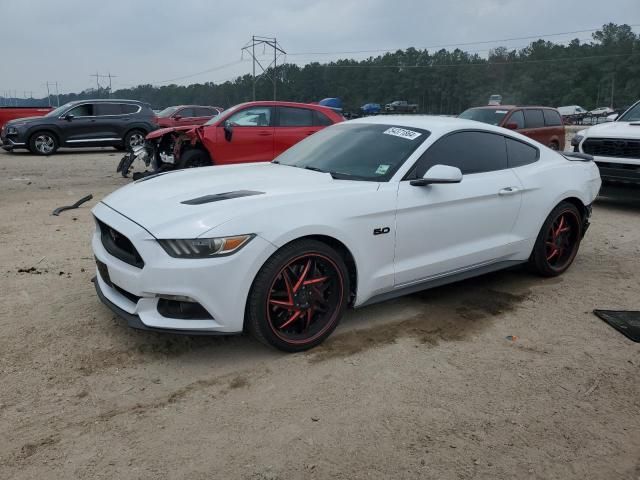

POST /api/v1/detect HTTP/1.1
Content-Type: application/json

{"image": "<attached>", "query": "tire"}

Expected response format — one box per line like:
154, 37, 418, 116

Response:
28, 131, 58, 155
176, 149, 211, 169
528, 201, 583, 277
247, 239, 350, 352
123, 129, 146, 151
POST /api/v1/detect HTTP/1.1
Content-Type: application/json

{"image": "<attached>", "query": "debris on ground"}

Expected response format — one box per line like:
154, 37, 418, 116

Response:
51, 194, 93, 216
593, 310, 640, 342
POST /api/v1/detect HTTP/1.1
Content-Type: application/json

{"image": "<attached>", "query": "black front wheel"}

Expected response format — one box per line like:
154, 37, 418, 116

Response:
124, 130, 146, 150
177, 149, 211, 169
247, 240, 350, 352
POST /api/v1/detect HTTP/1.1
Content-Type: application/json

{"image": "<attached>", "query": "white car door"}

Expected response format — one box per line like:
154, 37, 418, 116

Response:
394, 130, 523, 287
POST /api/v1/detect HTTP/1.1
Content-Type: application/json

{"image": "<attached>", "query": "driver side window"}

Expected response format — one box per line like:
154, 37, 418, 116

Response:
410, 131, 508, 178
66, 104, 94, 117
227, 107, 273, 127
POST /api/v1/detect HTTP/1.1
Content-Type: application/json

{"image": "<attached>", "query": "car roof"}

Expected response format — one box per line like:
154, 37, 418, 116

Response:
67, 98, 144, 105
347, 114, 516, 136
468, 105, 558, 111
230, 100, 336, 111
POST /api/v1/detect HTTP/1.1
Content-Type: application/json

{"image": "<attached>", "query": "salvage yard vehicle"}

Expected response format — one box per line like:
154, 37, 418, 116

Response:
93, 116, 601, 352
459, 105, 565, 150
155, 105, 222, 128
572, 99, 640, 184
0, 106, 53, 131
117, 101, 343, 177
384, 100, 418, 113
1, 99, 157, 155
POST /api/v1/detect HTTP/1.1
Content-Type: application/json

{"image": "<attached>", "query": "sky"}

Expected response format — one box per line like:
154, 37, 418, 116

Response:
1, 0, 639, 98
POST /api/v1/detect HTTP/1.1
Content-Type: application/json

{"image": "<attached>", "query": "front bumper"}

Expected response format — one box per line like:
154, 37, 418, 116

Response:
1, 135, 26, 151
594, 160, 640, 184
92, 202, 277, 334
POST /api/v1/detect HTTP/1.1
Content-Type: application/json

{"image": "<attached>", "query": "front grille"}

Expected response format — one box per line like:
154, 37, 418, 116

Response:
96, 218, 144, 268
583, 137, 640, 159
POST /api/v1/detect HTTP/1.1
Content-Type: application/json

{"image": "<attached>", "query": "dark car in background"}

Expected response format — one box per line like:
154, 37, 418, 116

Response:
155, 105, 223, 128
459, 105, 565, 150
1, 99, 157, 155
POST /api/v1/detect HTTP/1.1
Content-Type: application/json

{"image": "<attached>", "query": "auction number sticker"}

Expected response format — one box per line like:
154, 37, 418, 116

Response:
375, 164, 390, 175
383, 127, 422, 140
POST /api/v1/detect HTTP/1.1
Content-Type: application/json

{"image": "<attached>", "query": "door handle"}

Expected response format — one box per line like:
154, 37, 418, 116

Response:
499, 187, 520, 195
257, 131, 272, 136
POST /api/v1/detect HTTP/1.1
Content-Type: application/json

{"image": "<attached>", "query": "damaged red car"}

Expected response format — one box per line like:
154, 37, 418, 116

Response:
118, 101, 344, 177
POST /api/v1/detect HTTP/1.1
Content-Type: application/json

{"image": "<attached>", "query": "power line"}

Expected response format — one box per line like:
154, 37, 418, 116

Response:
286, 52, 640, 69
287, 24, 640, 56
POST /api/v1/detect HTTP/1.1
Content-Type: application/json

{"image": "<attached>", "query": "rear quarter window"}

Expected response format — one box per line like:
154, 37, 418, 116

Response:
313, 110, 333, 126
121, 104, 141, 114
506, 137, 539, 168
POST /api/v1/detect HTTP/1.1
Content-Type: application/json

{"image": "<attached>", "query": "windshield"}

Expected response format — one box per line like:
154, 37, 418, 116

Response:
274, 123, 430, 181
459, 108, 508, 126
45, 103, 75, 117
156, 106, 180, 118
619, 102, 640, 122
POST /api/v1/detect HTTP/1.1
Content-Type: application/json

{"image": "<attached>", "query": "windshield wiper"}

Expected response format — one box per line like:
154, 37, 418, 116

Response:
304, 166, 326, 173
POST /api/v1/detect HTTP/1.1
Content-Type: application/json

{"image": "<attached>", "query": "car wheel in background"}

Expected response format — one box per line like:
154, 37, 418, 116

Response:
177, 149, 211, 169
528, 201, 582, 277
28, 131, 58, 155
124, 130, 146, 150
247, 239, 350, 352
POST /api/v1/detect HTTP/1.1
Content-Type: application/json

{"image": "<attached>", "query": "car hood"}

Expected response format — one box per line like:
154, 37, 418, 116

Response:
146, 125, 198, 139
584, 121, 640, 138
100, 163, 378, 238
5, 115, 46, 126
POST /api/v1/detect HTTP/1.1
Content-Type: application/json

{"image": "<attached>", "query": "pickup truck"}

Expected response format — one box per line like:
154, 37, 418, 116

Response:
0, 106, 53, 130
384, 100, 418, 113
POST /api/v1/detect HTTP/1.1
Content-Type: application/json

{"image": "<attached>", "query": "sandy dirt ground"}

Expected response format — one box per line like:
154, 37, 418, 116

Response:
1, 147, 639, 480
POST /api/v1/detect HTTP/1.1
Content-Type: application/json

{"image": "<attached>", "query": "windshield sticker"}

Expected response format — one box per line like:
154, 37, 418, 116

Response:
495, 110, 508, 114
375, 164, 390, 175
383, 127, 422, 140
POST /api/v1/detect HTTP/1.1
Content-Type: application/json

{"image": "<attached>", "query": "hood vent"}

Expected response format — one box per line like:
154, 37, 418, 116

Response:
181, 190, 264, 205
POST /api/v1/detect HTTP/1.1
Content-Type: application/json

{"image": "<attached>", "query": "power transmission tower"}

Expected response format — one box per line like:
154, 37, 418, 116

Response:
45, 81, 60, 106
90, 73, 117, 97
241, 36, 286, 101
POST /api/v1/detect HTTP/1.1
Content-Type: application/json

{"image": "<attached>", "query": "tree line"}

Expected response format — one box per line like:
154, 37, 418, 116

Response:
4, 23, 639, 114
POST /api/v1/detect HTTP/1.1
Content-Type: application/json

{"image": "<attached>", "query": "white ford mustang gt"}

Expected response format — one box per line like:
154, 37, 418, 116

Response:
92, 116, 601, 351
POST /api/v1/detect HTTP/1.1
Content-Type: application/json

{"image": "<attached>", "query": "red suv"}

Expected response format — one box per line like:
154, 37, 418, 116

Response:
144, 101, 344, 169
155, 105, 223, 128
459, 106, 565, 150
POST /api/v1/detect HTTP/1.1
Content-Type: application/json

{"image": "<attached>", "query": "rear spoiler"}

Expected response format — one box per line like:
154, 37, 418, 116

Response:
562, 152, 593, 162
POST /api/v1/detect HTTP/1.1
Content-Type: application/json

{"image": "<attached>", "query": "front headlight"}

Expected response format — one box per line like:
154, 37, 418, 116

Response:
6, 125, 22, 135
158, 234, 254, 258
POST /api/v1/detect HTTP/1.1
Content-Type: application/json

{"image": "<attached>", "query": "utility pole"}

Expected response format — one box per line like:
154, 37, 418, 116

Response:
90, 73, 117, 98
610, 73, 615, 109
241, 36, 286, 101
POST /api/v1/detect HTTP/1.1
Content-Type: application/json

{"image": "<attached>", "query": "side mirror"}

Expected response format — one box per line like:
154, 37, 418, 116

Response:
504, 122, 518, 130
173, 114, 182, 120
223, 120, 233, 142
606, 113, 618, 122
410, 164, 463, 187
64, 113, 75, 121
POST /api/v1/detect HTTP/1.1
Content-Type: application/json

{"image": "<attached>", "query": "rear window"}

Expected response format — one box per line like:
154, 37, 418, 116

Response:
279, 107, 314, 127
524, 109, 545, 128
95, 103, 123, 116
313, 110, 333, 126
459, 108, 509, 126
543, 110, 562, 126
